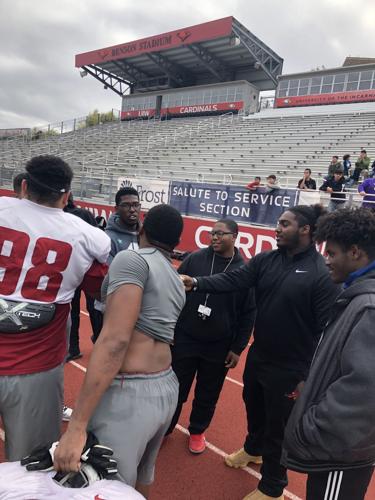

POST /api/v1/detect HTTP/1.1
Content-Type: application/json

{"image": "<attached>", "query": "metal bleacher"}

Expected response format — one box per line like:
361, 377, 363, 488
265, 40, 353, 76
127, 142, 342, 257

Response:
0, 101, 374, 202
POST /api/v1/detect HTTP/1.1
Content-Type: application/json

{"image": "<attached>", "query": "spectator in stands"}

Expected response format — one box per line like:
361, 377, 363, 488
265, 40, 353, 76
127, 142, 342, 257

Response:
266, 174, 279, 191
358, 177, 375, 212
12, 172, 27, 198
283, 208, 375, 500
180, 205, 338, 500
166, 219, 256, 454
342, 154, 351, 177
319, 169, 346, 212
246, 176, 261, 190
369, 159, 375, 178
297, 169, 316, 190
350, 150, 371, 184
91, 187, 141, 343
327, 156, 342, 178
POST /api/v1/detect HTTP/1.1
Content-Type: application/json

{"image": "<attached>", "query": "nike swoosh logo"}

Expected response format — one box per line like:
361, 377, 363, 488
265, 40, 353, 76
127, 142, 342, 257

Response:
295, 270, 308, 273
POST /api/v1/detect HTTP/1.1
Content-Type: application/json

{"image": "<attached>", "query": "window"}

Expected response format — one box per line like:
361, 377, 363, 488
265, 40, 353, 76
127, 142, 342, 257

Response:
195, 93, 204, 104
288, 87, 298, 96
299, 78, 310, 87
358, 70, 373, 90
278, 88, 288, 97
310, 86, 321, 94
289, 79, 299, 90
334, 74, 346, 83
311, 76, 322, 86
361, 70, 373, 81
322, 75, 334, 85
348, 72, 360, 82
359, 80, 371, 90
298, 86, 309, 96
333, 83, 345, 92
310, 76, 322, 94
279, 80, 289, 90
235, 89, 243, 100
321, 85, 332, 94
346, 81, 359, 91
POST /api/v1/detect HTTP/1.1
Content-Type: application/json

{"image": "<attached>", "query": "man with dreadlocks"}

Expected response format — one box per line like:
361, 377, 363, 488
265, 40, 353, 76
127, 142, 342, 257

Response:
181, 205, 339, 500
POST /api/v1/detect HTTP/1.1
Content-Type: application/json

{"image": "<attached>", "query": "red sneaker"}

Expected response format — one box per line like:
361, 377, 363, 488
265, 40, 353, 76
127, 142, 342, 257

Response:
188, 433, 206, 454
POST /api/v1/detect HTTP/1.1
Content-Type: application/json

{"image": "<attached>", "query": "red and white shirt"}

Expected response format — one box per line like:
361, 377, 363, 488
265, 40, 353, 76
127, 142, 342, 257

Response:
0, 197, 111, 375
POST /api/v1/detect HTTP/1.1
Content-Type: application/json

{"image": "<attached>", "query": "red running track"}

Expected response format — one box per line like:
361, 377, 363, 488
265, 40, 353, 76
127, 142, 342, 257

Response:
1, 311, 374, 499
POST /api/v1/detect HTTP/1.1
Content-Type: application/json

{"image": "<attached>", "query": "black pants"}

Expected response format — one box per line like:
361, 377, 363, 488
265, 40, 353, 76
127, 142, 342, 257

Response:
88, 305, 103, 343
243, 347, 302, 498
69, 289, 102, 354
307, 466, 374, 500
166, 350, 228, 435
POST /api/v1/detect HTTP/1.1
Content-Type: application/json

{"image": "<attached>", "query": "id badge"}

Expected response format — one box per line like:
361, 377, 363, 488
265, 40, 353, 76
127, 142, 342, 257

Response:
198, 304, 212, 317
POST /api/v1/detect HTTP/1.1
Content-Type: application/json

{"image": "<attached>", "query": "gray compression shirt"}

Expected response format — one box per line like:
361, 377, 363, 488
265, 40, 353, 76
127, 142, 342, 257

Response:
102, 248, 186, 344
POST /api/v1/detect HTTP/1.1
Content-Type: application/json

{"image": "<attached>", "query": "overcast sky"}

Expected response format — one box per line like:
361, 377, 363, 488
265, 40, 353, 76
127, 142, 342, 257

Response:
1, 0, 374, 129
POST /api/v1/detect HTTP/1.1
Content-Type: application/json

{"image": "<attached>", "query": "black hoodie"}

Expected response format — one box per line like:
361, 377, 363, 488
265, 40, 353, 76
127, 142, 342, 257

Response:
175, 246, 256, 357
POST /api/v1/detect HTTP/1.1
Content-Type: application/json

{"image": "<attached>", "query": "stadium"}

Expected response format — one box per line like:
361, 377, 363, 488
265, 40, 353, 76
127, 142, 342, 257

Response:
0, 14, 375, 500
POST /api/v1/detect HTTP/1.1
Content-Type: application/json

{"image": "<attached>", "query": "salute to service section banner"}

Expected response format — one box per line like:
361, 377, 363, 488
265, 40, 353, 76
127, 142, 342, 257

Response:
169, 181, 299, 226
118, 177, 300, 227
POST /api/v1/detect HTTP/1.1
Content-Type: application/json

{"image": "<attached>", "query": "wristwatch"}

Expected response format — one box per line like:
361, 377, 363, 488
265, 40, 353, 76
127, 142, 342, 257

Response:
192, 277, 198, 291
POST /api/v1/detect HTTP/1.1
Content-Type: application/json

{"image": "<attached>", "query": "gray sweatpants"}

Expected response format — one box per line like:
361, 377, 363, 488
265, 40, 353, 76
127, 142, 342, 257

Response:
88, 367, 178, 486
0, 364, 64, 461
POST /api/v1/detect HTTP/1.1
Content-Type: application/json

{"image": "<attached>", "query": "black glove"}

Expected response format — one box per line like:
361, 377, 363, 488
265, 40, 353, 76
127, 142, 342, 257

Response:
20, 434, 96, 472
81, 433, 118, 478
53, 463, 101, 488
20, 441, 58, 472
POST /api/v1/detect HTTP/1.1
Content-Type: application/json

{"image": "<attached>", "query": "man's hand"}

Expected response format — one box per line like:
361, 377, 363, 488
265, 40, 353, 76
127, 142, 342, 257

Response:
54, 428, 87, 473
225, 351, 240, 369
327, 187, 333, 193
285, 381, 305, 401
359, 191, 366, 197
180, 274, 194, 291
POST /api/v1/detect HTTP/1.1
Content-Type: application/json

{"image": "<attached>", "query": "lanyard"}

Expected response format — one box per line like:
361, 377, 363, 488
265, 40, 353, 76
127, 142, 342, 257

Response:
203, 252, 235, 307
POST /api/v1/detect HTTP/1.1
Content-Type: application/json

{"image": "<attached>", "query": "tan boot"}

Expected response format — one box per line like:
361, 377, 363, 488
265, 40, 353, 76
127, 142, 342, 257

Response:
224, 448, 262, 468
242, 489, 284, 500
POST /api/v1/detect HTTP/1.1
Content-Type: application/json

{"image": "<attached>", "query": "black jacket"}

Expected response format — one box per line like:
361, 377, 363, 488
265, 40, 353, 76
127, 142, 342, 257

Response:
175, 247, 256, 356
283, 270, 375, 472
64, 205, 97, 226
319, 177, 346, 201
196, 246, 339, 375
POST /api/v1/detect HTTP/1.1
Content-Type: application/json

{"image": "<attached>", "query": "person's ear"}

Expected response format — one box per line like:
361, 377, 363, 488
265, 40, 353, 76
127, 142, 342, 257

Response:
21, 178, 28, 198
349, 244, 361, 261
61, 191, 70, 207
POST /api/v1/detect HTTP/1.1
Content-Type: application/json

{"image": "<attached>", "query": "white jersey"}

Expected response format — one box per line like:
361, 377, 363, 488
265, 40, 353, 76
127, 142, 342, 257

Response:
0, 462, 144, 499
0, 197, 110, 304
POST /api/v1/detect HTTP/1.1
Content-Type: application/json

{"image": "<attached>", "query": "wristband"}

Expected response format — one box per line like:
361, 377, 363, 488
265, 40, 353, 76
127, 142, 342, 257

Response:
192, 277, 198, 291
